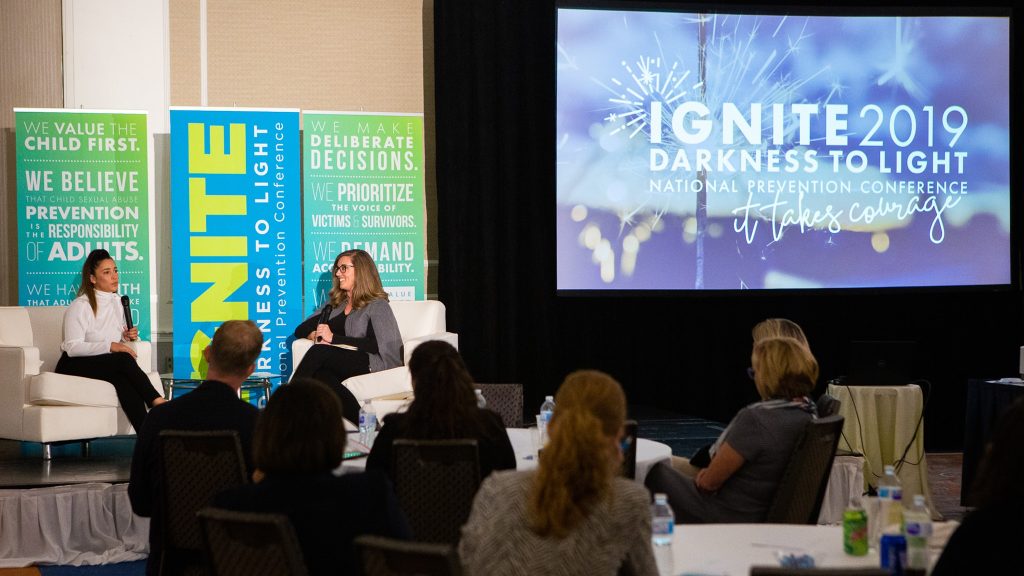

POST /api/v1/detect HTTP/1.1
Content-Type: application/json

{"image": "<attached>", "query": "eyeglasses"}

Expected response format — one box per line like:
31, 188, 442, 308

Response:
333, 264, 356, 273
746, 367, 756, 380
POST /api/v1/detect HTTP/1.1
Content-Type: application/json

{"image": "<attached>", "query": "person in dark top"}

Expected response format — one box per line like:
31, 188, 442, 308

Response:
366, 340, 516, 481
291, 249, 402, 423
932, 395, 1024, 575
215, 378, 410, 576
128, 319, 263, 576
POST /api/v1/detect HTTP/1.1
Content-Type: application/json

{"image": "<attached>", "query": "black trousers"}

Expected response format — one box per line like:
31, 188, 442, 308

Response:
55, 351, 162, 431
290, 344, 369, 423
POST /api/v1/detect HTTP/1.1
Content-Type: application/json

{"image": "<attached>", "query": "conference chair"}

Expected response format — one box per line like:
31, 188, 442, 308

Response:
159, 430, 249, 576
356, 535, 462, 576
750, 568, 891, 576
815, 393, 842, 418
764, 415, 845, 524
392, 439, 480, 544
474, 383, 524, 427
620, 419, 638, 479
198, 507, 309, 576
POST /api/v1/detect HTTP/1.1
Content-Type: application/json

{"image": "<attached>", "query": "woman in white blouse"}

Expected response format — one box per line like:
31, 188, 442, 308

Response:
55, 249, 165, 430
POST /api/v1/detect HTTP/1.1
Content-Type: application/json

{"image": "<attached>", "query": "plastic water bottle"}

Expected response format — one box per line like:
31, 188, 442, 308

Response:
358, 400, 377, 447
903, 494, 932, 576
475, 389, 487, 409
651, 493, 675, 575
877, 464, 904, 542
538, 395, 556, 445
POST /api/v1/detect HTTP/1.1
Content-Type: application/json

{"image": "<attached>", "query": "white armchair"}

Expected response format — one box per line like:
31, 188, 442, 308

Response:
0, 306, 163, 457
291, 300, 457, 417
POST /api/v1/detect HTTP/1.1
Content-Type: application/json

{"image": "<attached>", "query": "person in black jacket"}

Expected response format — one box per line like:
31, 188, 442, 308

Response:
128, 319, 263, 576
366, 340, 516, 481
215, 378, 411, 576
932, 395, 1024, 575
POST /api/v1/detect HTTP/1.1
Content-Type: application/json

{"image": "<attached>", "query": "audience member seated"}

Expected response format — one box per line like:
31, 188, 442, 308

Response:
459, 370, 657, 576
366, 340, 515, 480
646, 337, 818, 523
932, 395, 1024, 575
215, 378, 410, 576
55, 248, 166, 431
291, 249, 403, 423
128, 319, 264, 576
674, 318, 812, 476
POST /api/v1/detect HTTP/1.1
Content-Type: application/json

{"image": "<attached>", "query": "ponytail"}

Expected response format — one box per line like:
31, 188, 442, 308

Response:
528, 370, 625, 538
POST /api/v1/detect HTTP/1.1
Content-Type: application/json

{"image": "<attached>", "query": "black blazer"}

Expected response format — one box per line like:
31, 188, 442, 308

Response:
128, 380, 259, 576
215, 471, 412, 576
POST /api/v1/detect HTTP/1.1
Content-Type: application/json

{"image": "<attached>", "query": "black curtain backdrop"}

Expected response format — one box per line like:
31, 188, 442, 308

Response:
434, 0, 1022, 449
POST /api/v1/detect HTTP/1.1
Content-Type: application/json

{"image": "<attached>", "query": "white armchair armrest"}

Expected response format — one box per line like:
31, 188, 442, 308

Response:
402, 332, 459, 364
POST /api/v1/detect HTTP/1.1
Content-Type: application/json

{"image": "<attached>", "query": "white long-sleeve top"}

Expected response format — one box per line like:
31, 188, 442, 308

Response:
62, 291, 127, 357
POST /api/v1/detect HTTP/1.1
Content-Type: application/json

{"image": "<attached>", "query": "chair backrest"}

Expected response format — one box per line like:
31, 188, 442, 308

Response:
389, 300, 446, 341
764, 415, 845, 524
160, 431, 249, 558
620, 419, 638, 479
750, 567, 891, 576
198, 507, 309, 576
474, 383, 523, 428
22, 306, 68, 370
355, 535, 462, 576
392, 439, 480, 544
815, 393, 842, 418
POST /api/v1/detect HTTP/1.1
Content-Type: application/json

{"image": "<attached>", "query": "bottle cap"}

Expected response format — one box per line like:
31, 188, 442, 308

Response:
545, 395, 554, 401
654, 493, 668, 502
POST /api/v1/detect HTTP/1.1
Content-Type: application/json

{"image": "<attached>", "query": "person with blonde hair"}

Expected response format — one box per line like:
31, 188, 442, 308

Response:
291, 249, 402, 422
645, 337, 819, 523
751, 317, 809, 349
459, 370, 657, 576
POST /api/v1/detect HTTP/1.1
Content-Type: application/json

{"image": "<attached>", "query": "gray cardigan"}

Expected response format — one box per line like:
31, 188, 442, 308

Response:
324, 299, 403, 372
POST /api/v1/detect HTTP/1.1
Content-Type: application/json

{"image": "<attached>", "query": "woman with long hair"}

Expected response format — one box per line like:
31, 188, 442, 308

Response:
459, 370, 657, 576
55, 249, 165, 431
215, 379, 410, 575
645, 337, 818, 523
366, 340, 515, 480
291, 249, 402, 422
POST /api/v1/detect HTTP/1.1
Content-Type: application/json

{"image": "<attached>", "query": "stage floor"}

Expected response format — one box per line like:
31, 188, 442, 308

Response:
0, 438, 133, 489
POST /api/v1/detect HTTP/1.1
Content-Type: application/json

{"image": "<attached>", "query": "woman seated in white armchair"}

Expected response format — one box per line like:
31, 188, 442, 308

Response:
55, 249, 166, 431
291, 249, 402, 422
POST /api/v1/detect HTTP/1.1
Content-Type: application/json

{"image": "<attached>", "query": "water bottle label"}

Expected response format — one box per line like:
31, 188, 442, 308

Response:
905, 522, 932, 537
891, 488, 902, 501
878, 486, 891, 498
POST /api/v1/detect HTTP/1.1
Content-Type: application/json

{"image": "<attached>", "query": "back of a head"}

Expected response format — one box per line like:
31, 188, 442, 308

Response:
752, 337, 818, 400
405, 340, 479, 438
752, 318, 809, 349
208, 320, 263, 377
253, 378, 347, 474
971, 395, 1024, 510
529, 370, 626, 538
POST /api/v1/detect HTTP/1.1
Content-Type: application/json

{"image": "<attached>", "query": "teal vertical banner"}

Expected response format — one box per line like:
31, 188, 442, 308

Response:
302, 111, 427, 315
169, 108, 302, 403
15, 109, 153, 338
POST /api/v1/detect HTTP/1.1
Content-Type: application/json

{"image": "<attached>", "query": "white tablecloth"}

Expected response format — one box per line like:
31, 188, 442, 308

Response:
818, 454, 866, 525
0, 482, 149, 567
341, 427, 673, 482
504, 428, 672, 481
669, 523, 879, 575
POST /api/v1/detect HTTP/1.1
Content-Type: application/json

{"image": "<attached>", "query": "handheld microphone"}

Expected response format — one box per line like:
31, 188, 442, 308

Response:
315, 304, 333, 342
120, 295, 134, 331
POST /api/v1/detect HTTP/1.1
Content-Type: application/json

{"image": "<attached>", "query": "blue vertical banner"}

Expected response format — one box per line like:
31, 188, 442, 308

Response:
169, 108, 302, 403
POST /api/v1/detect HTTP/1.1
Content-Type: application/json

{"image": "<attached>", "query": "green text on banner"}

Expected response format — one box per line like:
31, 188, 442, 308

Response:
15, 109, 153, 338
302, 111, 427, 313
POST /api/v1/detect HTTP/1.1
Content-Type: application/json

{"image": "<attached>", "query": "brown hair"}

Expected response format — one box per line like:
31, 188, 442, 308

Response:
253, 378, 347, 474
328, 249, 389, 310
752, 337, 818, 400
752, 318, 809, 349
76, 249, 114, 315
208, 320, 263, 377
528, 370, 625, 538
404, 340, 488, 439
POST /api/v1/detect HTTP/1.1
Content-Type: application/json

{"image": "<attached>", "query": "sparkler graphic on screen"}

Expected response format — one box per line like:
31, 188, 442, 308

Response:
596, 14, 829, 287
